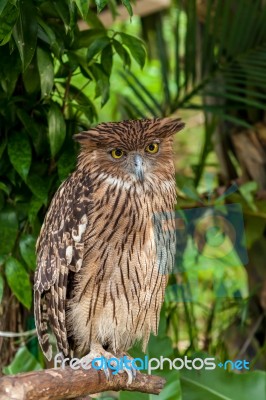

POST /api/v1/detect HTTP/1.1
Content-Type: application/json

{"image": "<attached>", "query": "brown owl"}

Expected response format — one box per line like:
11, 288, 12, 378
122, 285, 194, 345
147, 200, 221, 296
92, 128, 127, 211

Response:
34, 117, 184, 379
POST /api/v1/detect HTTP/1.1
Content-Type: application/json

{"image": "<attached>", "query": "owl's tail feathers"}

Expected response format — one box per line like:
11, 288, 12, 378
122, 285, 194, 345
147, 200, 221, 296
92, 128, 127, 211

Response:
34, 290, 53, 362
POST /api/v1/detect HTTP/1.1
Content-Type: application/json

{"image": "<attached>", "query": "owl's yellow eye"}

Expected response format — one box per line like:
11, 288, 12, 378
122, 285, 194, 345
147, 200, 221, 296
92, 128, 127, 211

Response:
145, 143, 159, 154
111, 148, 124, 159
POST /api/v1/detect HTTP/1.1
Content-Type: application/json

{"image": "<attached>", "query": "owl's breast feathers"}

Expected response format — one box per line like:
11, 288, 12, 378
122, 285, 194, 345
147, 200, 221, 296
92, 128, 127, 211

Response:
34, 170, 176, 360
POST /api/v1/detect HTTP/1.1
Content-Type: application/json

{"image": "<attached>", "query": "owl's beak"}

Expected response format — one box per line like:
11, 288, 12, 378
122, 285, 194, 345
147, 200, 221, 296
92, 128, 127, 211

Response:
133, 154, 144, 181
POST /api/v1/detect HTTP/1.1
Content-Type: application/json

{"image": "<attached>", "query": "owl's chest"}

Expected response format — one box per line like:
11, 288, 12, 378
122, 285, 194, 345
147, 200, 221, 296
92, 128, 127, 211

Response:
80, 180, 175, 281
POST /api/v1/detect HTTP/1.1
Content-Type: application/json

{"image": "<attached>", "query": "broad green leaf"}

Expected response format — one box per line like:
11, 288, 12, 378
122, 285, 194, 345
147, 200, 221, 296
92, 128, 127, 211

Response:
27, 174, 49, 203
7, 131, 32, 181
37, 47, 54, 98
101, 43, 113, 77
181, 367, 266, 400
113, 39, 131, 67
37, 17, 61, 57
71, 29, 106, 49
28, 196, 44, 224
90, 63, 110, 106
121, 0, 133, 17
23, 53, 40, 94
119, 32, 146, 68
13, 0, 37, 70
0, 46, 20, 96
87, 36, 110, 62
5, 257, 32, 309
19, 234, 36, 271
16, 109, 45, 155
0, 2, 18, 44
3, 346, 42, 375
95, 0, 108, 13
0, 274, 4, 303
48, 102, 66, 157
0, 208, 18, 256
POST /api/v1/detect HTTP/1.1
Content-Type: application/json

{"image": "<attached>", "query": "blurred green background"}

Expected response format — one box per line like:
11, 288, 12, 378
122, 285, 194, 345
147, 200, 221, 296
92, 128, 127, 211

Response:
0, 0, 266, 399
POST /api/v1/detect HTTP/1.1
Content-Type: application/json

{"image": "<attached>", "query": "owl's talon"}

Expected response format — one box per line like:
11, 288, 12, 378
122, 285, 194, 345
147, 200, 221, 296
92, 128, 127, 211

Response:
117, 361, 137, 384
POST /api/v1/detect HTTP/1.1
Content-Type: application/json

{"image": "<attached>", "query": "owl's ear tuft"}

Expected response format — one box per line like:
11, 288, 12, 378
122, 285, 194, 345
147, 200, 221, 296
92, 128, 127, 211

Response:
73, 129, 101, 143
156, 117, 185, 138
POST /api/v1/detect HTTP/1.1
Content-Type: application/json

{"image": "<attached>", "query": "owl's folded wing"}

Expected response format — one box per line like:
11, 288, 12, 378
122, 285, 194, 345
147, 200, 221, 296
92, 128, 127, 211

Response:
34, 174, 92, 360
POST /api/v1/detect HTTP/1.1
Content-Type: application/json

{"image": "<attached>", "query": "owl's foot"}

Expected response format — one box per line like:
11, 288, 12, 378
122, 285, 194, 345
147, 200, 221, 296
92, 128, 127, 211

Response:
80, 346, 137, 385
80, 345, 117, 380
116, 352, 138, 385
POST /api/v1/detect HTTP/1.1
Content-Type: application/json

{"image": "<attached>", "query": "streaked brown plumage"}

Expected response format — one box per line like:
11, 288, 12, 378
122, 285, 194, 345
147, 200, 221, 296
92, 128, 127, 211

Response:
34, 118, 184, 365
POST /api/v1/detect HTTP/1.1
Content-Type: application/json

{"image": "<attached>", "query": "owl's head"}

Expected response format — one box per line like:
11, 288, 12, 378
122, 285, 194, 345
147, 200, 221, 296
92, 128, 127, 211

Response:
74, 118, 184, 183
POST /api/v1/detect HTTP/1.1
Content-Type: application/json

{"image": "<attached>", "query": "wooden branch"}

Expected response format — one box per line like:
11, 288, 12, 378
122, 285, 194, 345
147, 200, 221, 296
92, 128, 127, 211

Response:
0, 367, 166, 400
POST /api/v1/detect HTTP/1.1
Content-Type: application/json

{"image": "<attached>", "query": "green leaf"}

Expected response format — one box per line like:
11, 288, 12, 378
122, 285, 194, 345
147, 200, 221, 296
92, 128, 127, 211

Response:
90, 63, 110, 106
7, 131, 32, 181
16, 109, 44, 155
48, 102, 66, 157
23, 53, 40, 94
239, 182, 258, 211
86, 9, 105, 28
37, 17, 61, 57
87, 36, 110, 62
121, 0, 133, 17
0, 274, 4, 303
57, 147, 76, 181
95, 0, 108, 13
5, 257, 32, 309
37, 47, 54, 98
28, 196, 43, 224
118, 32, 146, 68
68, 84, 97, 121
2, 346, 42, 375
0, 182, 9, 195
0, 2, 19, 44
73, 0, 88, 19
53, 0, 70, 32
0, 0, 8, 16
13, 0, 37, 70
27, 174, 49, 203
71, 29, 106, 49
0, 208, 18, 257
101, 43, 113, 77
181, 366, 266, 400
113, 39, 131, 67
19, 234, 36, 271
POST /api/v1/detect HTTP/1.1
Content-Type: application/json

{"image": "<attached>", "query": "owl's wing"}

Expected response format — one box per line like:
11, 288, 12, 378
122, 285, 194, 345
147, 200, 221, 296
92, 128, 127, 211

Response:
34, 173, 92, 361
